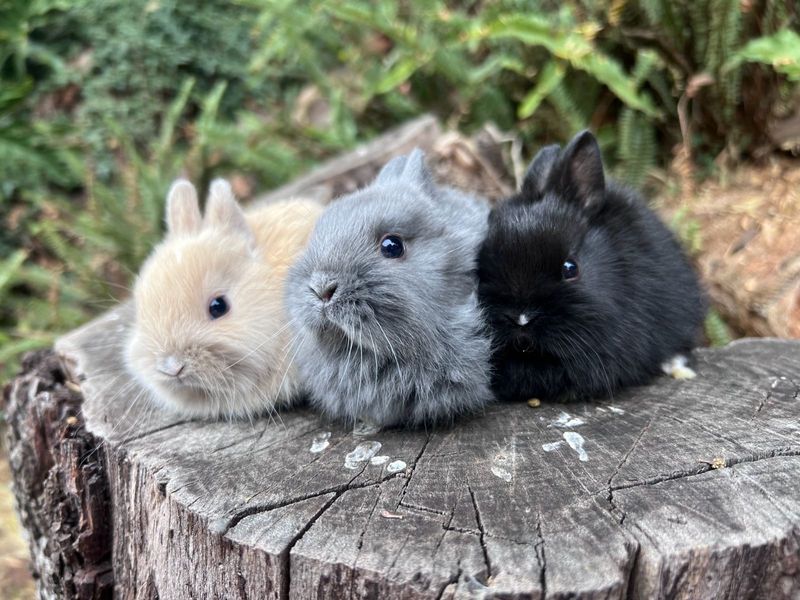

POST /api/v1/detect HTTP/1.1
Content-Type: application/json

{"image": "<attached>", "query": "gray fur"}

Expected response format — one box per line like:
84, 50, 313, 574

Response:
286, 149, 494, 428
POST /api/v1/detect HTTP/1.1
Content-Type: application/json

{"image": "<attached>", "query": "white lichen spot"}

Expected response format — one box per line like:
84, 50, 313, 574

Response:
608, 406, 625, 415
542, 441, 565, 452
549, 411, 586, 428
370, 455, 390, 466
387, 460, 407, 473
563, 431, 588, 462
352, 419, 381, 437
310, 431, 331, 453
661, 355, 697, 380
344, 441, 382, 469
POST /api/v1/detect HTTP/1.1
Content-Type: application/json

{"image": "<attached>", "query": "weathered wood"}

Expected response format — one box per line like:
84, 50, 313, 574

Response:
4, 301, 799, 599
254, 114, 514, 207
3, 351, 113, 599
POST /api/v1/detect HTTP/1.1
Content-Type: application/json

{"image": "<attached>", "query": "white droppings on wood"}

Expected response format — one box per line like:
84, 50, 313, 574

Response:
549, 411, 586, 428
490, 449, 514, 482
344, 441, 382, 469
387, 460, 407, 473
608, 406, 626, 415
310, 432, 331, 453
491, 465, 512, 482
542, 441, 565, 452
370, 455, 390, 466
563, 432, 588, 462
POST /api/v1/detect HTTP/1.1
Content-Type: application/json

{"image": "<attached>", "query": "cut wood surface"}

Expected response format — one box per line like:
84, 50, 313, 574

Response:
4, 305, 799, 599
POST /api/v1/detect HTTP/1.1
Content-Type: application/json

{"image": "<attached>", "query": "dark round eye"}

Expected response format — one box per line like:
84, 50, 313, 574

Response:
208, 295, 229, 319
562, 259, 579, 280
380, 234, 404, 259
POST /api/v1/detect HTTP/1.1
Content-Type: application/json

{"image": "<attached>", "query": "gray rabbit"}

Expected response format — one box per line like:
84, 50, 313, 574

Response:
285, 149, 494, 428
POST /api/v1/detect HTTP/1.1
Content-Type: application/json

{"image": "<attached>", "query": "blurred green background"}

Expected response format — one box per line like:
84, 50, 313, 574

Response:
0, 0, 798, 379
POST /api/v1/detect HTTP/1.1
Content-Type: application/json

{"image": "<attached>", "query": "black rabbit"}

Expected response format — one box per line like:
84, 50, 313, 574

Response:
477, 130, 706, 402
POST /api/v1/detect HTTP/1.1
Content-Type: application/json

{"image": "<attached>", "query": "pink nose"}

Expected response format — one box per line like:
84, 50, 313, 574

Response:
156, 356, 185, 377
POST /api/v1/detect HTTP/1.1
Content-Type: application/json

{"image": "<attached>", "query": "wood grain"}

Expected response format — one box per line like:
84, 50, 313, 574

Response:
4, 302, 799, 598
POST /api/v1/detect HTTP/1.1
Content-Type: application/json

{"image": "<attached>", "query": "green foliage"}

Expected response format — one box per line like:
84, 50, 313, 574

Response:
729, 28, 800, 81
1, 0, 797, 376
705, 310, 734, 348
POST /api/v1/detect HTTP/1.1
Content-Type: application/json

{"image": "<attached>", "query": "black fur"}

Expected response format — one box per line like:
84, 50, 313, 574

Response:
477, 130, 706, 402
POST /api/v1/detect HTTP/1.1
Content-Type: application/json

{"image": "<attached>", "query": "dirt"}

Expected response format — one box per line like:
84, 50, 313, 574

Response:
0, 443, 35, 600
659, 155, 800, 338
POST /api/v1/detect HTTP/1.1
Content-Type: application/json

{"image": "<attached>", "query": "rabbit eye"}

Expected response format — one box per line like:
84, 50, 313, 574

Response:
562, 259, 579, 280
208, 295, 230, 319
380, 234, 404, 259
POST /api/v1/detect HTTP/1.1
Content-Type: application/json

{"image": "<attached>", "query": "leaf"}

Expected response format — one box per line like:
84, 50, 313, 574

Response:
0, 249, 27, 298
480, 14, 661, 118
518, 60, 565, 118
727, 28, 800, 81
374, 56, 424, 94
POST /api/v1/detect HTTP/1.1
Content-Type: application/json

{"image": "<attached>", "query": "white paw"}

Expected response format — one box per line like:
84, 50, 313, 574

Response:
661, 355, 697, 380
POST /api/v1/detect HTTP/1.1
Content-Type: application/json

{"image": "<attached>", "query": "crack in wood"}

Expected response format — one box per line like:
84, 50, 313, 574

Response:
348, 485, 383, 598
609, 446, 800, 494
433, 561, 462, 600
467, 483, 492, 581
534, 513, 547, 599
280, 491, 341, 600
218, 466, 402, 535
394, 432, 432, 510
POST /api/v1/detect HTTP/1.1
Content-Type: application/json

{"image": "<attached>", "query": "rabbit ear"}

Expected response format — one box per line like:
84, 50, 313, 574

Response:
204, 179, 254, 243
520, 144, 560, 199
375, 148, 433, 191
551, 130, 605, 214
166, 179, 202, 236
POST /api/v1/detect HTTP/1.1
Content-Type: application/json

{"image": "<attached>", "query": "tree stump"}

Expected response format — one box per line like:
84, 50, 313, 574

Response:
5, 307, 800, 599
4, 117, 800, 599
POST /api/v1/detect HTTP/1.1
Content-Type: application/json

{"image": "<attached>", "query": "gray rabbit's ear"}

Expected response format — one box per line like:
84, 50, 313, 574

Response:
375, 148, 433, 191
166, 179, 202, 237
550, 130, 606, 215
520, 144, 560, 199
204, 179, 255, 246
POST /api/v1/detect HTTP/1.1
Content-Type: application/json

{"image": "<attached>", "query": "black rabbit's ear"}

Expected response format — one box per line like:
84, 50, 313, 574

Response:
375, 148, 434, 192
520, 144, 560, 199
553, 130, 605, 214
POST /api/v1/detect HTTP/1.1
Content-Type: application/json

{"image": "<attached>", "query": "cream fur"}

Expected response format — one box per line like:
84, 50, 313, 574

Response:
126, 180, 323, 419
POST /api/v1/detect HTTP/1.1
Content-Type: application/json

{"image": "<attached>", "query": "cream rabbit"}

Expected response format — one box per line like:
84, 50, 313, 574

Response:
126, 179, 323, 419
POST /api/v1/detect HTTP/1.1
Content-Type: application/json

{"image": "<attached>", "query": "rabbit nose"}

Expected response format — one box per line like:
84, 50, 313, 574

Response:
157, 355, 185, 377
506, 312, 535, 326
311, 281, 338, 303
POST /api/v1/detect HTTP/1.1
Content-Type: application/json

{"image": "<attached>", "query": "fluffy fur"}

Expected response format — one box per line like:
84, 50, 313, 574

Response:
126, 179, 323, 419
478, 130, 706, 402
286, 149, 494, 428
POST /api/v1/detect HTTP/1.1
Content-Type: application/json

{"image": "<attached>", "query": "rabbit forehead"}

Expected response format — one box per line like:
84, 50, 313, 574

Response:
134, 235, 267, 326
319, 184, 442, 236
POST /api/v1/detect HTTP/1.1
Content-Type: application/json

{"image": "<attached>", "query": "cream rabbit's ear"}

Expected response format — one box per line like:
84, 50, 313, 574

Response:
166, 179, 202, 236
204, 179, 255, 242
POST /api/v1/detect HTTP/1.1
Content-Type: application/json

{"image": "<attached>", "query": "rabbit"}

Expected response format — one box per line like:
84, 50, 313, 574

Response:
125, 178, 323, 419
285, 149, 494, 428
477, 130, 706, 403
